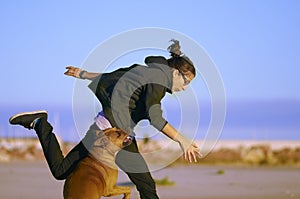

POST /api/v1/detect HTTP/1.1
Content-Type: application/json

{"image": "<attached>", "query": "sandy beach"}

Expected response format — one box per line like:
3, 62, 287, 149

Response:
1, 138, 300, 198
0, 161, 299, 199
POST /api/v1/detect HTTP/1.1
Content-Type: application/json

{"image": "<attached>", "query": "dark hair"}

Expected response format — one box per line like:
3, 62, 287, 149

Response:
167, 39, 196, 77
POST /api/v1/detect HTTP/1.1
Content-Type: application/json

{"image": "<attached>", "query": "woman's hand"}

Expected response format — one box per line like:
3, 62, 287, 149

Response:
64, 66, 82, 78
178, 137, 202, 163
64, 66, 101, 80
161, 123, 202, 163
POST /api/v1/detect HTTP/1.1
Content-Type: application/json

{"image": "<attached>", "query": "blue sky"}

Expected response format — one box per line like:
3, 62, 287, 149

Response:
1, 0, 299, 105
1, 1, 300, 140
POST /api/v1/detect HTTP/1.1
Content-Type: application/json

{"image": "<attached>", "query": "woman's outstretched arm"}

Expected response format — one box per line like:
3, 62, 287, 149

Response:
64, 66, 101, 80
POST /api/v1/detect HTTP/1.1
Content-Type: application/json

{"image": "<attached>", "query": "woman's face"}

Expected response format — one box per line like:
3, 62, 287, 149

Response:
171, 69, 194, 92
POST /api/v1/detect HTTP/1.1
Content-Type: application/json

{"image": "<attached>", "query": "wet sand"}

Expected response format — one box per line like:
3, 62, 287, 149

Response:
0, 161, 299, 199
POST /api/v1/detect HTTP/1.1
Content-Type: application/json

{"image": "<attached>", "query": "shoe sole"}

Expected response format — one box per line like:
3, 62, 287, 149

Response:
9, 110, 48, 124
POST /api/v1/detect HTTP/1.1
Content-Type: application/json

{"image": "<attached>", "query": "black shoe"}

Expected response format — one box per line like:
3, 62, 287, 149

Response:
9, 110, 48, 129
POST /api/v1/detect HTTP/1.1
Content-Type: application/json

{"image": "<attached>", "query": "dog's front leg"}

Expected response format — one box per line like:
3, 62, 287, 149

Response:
105, 186, 131, 199
122, 192, 130, 199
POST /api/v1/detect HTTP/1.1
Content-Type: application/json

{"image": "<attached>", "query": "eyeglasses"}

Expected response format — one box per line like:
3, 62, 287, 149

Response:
179, 70, 191, 85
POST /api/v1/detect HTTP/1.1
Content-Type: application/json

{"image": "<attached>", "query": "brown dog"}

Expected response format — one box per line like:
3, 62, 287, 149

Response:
63, 127, 132, 199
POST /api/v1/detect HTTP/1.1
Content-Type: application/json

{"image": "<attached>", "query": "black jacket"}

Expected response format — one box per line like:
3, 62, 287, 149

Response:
88, 56, 173, 134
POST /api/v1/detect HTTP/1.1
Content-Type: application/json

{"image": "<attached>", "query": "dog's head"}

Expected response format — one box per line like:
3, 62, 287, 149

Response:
93, 127, 132, 154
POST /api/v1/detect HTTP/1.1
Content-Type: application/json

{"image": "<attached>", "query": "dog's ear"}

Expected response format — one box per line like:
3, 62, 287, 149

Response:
99, 136, 109, 147
94, 130, 104, 138
94, 135, 109, 148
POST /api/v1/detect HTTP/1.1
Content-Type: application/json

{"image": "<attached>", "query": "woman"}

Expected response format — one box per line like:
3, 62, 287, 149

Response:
9, 39, 201, 199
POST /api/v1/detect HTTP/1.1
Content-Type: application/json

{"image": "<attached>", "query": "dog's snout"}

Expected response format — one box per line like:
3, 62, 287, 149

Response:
122, 136, 133, 147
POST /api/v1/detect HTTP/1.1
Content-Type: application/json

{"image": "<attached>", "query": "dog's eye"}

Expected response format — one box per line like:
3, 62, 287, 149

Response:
117, 132, 121, 137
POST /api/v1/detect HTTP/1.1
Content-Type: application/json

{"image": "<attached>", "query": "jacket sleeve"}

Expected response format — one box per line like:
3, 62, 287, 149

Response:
144, 84, 168, 131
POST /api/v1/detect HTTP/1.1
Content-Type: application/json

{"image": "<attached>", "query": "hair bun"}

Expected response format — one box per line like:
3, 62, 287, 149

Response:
167, 39, 182, 57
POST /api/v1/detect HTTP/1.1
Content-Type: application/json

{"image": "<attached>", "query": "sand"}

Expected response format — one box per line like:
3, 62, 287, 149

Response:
0, 161, 299, 199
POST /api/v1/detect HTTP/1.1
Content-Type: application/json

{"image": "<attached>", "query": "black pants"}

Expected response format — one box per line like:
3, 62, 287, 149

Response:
34, 117, 159, 199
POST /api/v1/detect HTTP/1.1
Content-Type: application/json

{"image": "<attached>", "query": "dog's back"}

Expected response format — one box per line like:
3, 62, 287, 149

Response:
63, 128, 131, 199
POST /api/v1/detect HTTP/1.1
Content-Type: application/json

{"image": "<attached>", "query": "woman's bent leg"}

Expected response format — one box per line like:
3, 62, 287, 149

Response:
34, 118, 97, 180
